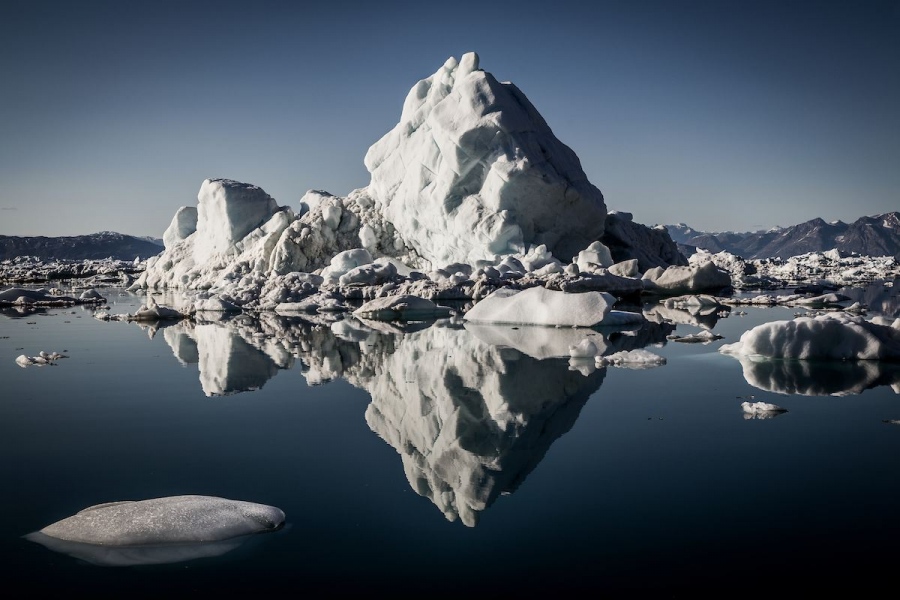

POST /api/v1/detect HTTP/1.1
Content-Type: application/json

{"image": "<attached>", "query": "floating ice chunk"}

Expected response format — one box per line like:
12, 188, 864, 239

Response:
79, 289, 105, 301
642, 262, 731, 295
596, 349, 667, 369
668, 329, 723, 343
741, 401, 788, 419
352, 295, 452, 321
131, 296, 188, 321
15, 351, 68, 367
463, 287, 615, 327
24, 495, 284, 566
720, 313, 900, 361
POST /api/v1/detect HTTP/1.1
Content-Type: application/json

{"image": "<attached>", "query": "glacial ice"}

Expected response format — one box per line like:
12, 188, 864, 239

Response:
720, 313, 900, 360
462, 286, 618, 327
131, 52, 698, 320
741, 401, 788, 419
365, 51, 607, 267
25, 495, 284, 566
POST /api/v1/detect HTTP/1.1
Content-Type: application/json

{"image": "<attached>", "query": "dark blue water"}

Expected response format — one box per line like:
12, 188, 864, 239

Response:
2, 286, 899, 595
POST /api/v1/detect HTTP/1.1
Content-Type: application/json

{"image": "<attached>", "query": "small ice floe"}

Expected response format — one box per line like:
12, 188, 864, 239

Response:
15, 351, 68, 367
667, 329, 723, 344
24, 495, 285, 567
741, 401, 788, 420
0, 287, 105, 307
720, 313, 900, 360
352, 295, 452, 321
596, 349, 667, 369
463, 287, 617, 327
130, 296, 188, 321
882, 419, 900, 426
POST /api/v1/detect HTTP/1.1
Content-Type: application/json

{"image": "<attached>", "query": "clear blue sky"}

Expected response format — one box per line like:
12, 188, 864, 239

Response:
1, 0, 897, 237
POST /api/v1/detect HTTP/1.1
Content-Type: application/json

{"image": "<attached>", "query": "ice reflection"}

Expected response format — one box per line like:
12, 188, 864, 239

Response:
155, 313, 673, 524
643, 302, 726, 330
733, 356, 900, 396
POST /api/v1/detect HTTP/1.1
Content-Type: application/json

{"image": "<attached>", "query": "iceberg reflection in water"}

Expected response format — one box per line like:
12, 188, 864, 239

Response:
731, 355, 900, 397
6, 297, 900, 594
151, 312, 671, 524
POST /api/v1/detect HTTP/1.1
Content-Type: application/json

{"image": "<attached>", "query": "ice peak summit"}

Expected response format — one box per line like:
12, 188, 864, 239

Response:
364, 52, 607, 267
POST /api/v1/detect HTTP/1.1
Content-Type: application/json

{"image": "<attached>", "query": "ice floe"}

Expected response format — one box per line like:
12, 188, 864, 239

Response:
0, 287, 106, 306
720, 313, 900, 360
462, 287, 619, 327
15, 351, 68, 367
24, 495, 284, 566
741, 401, 788, 419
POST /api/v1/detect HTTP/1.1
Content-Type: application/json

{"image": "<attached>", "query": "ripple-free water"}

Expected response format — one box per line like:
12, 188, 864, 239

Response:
2, 286, 899, 595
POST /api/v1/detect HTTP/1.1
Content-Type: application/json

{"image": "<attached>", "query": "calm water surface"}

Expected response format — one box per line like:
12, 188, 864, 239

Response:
2, 283, 899, 595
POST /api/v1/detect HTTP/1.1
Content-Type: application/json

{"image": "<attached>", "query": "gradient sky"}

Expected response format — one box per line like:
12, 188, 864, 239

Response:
1, 0, 897, 237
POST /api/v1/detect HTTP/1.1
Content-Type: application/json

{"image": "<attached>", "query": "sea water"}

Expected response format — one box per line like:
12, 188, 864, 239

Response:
2, 285, 899, 594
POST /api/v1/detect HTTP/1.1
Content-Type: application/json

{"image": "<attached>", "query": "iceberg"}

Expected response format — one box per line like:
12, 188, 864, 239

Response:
720, 313, 900, 361
25, 495, 284, 566
133, 52, 686, 312
365, 52, 607, 267
352, 295, 453, 321
741, 401, 788, 419
462, 286, 617, 327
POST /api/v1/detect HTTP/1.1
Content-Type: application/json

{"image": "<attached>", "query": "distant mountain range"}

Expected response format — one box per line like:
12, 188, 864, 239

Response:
3, 213, 899, 264
666, 212, 900, 259
0, 231, 164, 261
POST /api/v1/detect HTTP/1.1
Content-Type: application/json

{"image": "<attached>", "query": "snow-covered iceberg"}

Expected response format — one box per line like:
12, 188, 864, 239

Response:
462, 287, 620, 327
741, 401, 788, 419
365, 51, 607, 267
720, 313, 900, 361
134, 52, 686, 310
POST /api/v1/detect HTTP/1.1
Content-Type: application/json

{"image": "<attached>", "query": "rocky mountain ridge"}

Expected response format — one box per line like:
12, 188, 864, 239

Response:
667, 212, 900, 259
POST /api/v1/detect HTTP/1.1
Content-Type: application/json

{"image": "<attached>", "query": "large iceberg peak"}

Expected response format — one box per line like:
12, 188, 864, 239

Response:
363, 52, 608, 268
194, 178, 282, 263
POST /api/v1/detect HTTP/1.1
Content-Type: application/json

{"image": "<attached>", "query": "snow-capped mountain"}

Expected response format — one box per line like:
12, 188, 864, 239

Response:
0, 231, 164, 261
667, 212, 900, 259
